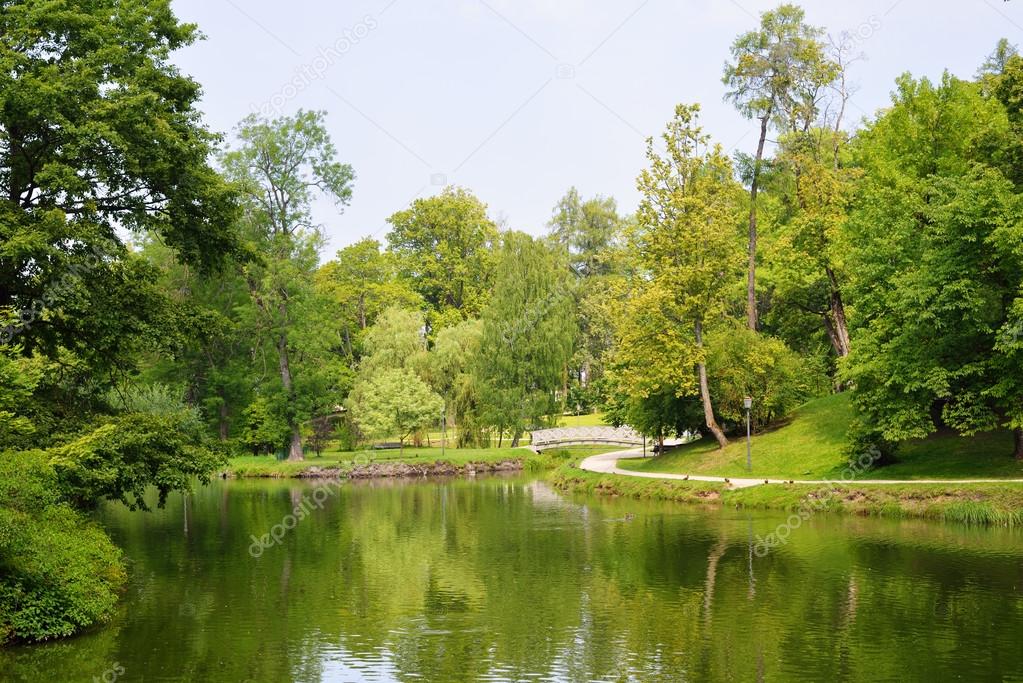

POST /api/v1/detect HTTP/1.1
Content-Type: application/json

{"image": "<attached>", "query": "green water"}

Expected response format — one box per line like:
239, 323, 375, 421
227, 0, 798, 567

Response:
2, 475, 1022, 682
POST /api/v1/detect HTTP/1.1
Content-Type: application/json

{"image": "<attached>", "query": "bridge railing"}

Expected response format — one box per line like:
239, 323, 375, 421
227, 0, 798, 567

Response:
530, 426, 644, 451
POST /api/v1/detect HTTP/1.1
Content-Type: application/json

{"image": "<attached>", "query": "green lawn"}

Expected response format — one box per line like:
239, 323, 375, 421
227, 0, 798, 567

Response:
227, 445, 621, 478
617, 393, 1023, 480
555, 411, 608, 428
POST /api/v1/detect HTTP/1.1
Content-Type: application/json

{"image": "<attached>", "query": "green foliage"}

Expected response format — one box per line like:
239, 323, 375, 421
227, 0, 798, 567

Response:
348, 369, 443, 446
222, 110, 355, 461
706, 325, 818, 429
607, 104, 745, 442
0, 451, 124, 644
547, 187, 621, 278
359, 307, 428, 375
315, 238, 422, 363
51, 410, 225, 511
241, 396, 290, 456
841, 73, 1023, 449
722, 3, 836, 129
474, 232, 577, 443
386, 187, 498, 329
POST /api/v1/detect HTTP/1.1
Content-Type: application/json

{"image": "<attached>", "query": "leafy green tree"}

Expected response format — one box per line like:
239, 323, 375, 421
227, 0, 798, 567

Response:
417, 319, 484, 446
842, 73, 1023, 459
241, 396, 290, 456
706, 325, 818, 430
386, 187, 498, 331
633, 104, 746, 448
764, 127, 857, 361
0, 1, 243, 642
315, 238, 422, 363
547, 188, 626, 394
604, 283, 705, 449
723, 3, 836, 330
139, 237, 254, 441
358, 306, 428, 375
474, 232, 577, 446
222, 110, 355, 461
548, 187, 621, 278
349, 369, 443, 452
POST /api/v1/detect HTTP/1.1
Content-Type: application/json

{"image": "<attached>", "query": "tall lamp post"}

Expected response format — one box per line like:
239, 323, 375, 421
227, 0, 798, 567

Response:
744, 396, 753, 472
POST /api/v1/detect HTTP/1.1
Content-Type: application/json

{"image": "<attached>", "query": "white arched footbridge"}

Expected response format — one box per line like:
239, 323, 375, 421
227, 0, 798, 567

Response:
529, 426, 645, 452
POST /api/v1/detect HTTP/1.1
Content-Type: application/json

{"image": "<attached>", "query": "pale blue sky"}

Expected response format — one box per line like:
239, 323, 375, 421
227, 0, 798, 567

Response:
170, 0, 1021, 256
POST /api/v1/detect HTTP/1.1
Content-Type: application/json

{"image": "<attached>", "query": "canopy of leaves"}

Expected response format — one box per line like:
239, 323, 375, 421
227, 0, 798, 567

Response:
842, 73, 1023, 443
386, 187, 498, 329
474, 231, 577, 440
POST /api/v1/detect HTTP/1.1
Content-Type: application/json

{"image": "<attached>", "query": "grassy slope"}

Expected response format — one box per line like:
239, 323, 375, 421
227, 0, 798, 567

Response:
227, 445, 621, 478
617, 393, 1023, 480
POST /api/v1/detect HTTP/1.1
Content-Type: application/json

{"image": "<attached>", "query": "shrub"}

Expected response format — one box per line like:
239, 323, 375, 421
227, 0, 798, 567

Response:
0, 452, 124, 644
707, 326, 820, 431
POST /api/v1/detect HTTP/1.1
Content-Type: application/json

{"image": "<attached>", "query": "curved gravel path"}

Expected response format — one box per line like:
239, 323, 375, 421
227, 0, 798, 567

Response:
578, 448, 1023, 490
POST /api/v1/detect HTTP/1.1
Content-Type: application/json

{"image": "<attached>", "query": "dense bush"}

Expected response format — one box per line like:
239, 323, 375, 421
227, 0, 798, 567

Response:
0, 451, 124, 644
52, 411, 226, 511
707, 326, 822, 431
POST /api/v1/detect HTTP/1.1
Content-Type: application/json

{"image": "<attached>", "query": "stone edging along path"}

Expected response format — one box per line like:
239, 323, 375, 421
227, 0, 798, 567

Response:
578, 448, 1023, 490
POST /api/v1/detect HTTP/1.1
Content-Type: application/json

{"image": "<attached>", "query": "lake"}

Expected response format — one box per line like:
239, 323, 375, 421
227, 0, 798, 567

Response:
2, 474, 1022, 682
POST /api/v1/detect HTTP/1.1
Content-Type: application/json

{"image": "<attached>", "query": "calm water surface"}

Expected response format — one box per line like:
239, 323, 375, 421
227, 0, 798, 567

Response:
2, 475, 1022, 682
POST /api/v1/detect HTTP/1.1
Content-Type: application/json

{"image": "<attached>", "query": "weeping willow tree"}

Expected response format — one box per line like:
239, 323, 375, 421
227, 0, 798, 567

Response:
474, 232, 577, 447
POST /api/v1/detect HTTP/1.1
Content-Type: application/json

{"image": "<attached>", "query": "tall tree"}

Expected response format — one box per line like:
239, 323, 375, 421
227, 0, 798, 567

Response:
386, 187, 498, 331
766, 126, 856, 361
843, 73, 1023, 459
547, 188, 624, 393
474, 232, 576, 446
0, 0, 241, 642
139, 237, 253, 441
723, 3, 835, 330
222, 110, 354, 461
315, 238, 421, 364
634, 104, 745, 448
547, 187, 620, 278
346, 306, 441, 450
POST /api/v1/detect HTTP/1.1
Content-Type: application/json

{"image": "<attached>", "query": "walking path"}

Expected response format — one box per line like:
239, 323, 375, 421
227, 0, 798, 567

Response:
578, 448, 1023, 489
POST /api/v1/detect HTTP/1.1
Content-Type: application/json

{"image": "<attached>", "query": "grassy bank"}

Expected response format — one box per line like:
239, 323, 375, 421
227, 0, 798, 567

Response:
617, 393, 1023, 480
226, 446, 621, 478
552, 465, 1023, 526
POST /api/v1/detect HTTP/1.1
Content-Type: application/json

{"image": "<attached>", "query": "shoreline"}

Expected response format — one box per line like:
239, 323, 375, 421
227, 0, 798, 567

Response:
224, 458, 528, 480
552, 465, 1023, 526
222, 449, 1023, 527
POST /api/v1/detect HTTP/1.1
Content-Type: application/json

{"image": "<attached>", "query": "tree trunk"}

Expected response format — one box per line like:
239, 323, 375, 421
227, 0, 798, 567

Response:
746, 114, 770, 332
695, 320, 728, 449
562, 363, 569, 406
823, 314, 844, 360
218, 399, 229, 442
1015, 427, 1023, 461
826, 267, 851, 357
277, 332, 304, 462
511, 431, 521, 448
